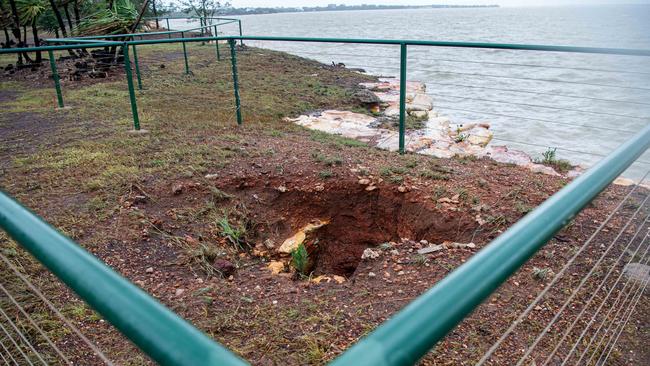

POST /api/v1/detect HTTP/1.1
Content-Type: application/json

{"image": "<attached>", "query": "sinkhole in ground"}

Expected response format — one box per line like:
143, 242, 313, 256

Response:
251, 182, 478, 277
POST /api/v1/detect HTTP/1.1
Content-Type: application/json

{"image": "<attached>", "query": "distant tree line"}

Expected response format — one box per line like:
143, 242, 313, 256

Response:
217, 3, 499, 16
0, 0, 172, 64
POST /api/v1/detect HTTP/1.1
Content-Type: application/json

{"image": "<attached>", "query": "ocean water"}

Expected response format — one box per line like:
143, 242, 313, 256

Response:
170, 6, 650, 179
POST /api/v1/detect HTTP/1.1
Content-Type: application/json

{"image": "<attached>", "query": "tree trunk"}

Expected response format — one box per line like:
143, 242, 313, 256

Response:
2, 27, 10, 48
31, 21, 42, 63
63, 4, 74, 32
73, 0, 81, 26
48, 0, 69, 38
0, 1, 14, 48
7, 0, 22, 46
152, 0, 159, 28
130, 0, 150, 33
21, 25, 33, 62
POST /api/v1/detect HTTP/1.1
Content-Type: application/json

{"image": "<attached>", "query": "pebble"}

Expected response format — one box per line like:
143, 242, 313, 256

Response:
214, 259, 236, 277
361, 248, 381, 260
175, 288, 185, 296
145, 267, 154, 274
277, 185, 287, 192
204, 174, 219, 179
365, 185, 378, 191
368, 272, 376, 277
171, 183, 184, 195
397, 186, 407, 193
358, 178, 371, 185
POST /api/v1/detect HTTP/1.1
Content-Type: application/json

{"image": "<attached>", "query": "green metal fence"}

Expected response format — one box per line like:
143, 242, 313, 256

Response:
1, 27, 650, 365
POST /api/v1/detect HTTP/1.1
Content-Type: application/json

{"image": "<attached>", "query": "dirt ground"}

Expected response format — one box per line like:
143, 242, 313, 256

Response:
0, 43, 648, 365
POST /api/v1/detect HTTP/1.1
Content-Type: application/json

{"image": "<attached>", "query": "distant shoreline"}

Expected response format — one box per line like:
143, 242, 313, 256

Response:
172, 5, 500, 17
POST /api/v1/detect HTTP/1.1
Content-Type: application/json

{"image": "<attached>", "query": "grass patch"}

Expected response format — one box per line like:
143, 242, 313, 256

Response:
534, 148, 572, 173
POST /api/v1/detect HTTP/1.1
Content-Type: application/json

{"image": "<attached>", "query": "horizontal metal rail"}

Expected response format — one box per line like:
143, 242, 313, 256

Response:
228, 35, 650, 56
0, 191, 248, 366
60, 22, 235, 40
330, 124, 650, 365
143, 16, 241, 22
5, 35, 649, 57
0, 42, 122, 53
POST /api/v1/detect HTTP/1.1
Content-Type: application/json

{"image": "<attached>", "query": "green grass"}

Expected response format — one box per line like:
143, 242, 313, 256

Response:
534, 148, 573, 173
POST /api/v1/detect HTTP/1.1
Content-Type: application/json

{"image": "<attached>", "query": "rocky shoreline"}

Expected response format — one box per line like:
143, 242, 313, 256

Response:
287, 77, 585, 178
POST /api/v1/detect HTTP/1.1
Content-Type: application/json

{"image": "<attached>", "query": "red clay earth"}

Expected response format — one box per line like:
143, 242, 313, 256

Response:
0, 45, 648, 365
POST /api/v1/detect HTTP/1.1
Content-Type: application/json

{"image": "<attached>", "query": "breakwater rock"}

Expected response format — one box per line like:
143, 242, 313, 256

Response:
287, 78, 581, 177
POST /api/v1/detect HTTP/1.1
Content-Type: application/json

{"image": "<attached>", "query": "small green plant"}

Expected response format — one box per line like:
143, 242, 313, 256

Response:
432, 186, 448, 200
380, 167, 393, 177
319, 170, 334, 179
291, 243, 310, 277
532, 266, 553, 281
209, 186, 232, 202
535, 148, 573, 173
217, 216, 245, 248
379, 242, 393, 251
455, 155, 478, 164
515, 201, 533, 214
454, 127, 468, 143
326, 156, 343, 166
413, 254, 428, 266
311, 151, 327, 163
405, 159, 418, 169
455, 188, 469, 202
420, 170, 449, 180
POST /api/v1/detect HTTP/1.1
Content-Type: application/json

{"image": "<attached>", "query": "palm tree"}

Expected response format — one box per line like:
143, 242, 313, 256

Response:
0, 0, 14, 48
17, 0, 46, 62
75, 0, 137, 36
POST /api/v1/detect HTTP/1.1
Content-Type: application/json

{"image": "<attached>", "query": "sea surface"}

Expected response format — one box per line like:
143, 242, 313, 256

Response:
170, 6, 650, 179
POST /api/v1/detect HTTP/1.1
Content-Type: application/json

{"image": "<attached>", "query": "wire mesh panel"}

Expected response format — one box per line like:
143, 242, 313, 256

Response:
0, 240, 118, 365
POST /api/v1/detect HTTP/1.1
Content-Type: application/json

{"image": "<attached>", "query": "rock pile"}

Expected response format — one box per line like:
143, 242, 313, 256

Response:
286, 78, 578, 177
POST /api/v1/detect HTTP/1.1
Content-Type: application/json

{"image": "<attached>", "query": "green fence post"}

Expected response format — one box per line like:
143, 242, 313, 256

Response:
123, 44, 141, 131
214, 25, 220, 61
166, 18, 171, 38
47, 50, 64, 108
181, 31, 190, 74
132, 43, 143, 90
228, 39, 242, 125
398, 43, 407, 154
238, 20, 244, 46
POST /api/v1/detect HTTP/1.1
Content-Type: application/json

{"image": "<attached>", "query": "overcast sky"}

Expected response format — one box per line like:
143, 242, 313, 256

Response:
231, 0, 650, 7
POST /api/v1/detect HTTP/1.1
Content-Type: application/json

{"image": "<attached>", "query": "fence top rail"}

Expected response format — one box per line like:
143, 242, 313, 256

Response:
227, 35, 650, 56
58, 22, 231, 41
44, 38, 123, 44
329, 124, 650, 365
4, 35, 648, 57
0, 42, 123, 54
0, 190, 248, 366
144, 16, 241, 22
110, 35, 650, 58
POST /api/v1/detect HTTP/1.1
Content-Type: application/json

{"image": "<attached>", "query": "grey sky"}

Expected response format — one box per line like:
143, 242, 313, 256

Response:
231, 0, 650, 7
